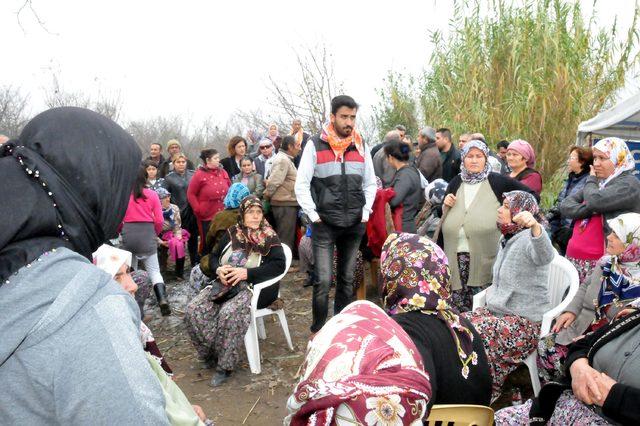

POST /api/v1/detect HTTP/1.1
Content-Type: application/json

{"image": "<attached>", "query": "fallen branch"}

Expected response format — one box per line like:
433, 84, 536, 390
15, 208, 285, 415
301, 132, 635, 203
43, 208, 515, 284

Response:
242, 396, 261, 424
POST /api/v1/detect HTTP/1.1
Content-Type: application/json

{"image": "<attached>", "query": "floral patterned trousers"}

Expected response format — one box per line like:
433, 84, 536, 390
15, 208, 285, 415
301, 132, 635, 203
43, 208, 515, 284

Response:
184, 285, 252, 371
462, 307, 541, 401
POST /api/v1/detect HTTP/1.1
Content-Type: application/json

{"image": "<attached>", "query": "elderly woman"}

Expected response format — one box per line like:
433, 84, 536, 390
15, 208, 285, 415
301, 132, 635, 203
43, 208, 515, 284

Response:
547, 146, 593, 255
538, 212, 640, 382
440, 140, 533, 312
184, 196, 285, 387
187, 183, 250, 300
495, 309, 640, 425
380, 233, 492, 405
461, 190, 554, 401
232, 156, 264, 198
220, 136, 247, 180
266, 123, 282, 152
561, 137, 640, 285
507, 139, 543, 196
188, 148, 231, 254
285, 300, 432, 425
0, 107, 169, 423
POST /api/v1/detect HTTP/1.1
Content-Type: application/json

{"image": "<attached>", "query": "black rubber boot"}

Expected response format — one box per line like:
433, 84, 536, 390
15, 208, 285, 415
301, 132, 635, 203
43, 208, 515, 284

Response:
153, 283, 171, 316
175, 257, 185, 280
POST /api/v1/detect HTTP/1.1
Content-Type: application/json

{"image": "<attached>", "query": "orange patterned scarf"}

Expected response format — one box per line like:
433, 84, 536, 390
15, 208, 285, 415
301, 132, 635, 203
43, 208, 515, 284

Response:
291, 127, 304, 145
321, 122, 364, 160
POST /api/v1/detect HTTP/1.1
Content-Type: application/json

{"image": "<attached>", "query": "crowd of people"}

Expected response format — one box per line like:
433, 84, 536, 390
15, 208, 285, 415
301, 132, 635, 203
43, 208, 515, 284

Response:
1, 95, 640, 425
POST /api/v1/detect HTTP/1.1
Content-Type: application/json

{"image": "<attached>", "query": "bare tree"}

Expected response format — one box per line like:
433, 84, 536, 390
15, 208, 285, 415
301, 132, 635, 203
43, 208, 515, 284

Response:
43, 73, 123, 122
267, 43, 344, 134
0, 85, 30, 137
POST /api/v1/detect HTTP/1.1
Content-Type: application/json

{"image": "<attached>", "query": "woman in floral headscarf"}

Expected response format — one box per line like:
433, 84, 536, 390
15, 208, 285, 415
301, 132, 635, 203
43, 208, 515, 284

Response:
538, 212, 640, 383
184, 195, 285, 387
461, 190, 555, 401
560, 137, 640, 286
380, 233, 491, 406
440, 140, 533, 312
285, 300, 432, 425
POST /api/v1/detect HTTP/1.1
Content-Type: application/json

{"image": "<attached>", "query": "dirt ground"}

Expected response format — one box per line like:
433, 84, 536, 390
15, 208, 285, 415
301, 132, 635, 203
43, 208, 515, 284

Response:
148, 262, 532, 425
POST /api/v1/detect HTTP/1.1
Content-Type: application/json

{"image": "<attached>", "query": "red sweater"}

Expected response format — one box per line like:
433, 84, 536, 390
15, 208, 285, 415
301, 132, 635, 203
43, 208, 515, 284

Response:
519, 171, 543, 196
122, 189, 164, 234
187, 167, 231, 221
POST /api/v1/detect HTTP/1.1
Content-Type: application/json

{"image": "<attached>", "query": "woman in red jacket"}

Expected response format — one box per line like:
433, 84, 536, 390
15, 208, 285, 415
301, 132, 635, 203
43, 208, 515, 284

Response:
188, 149, 231, 255
121, 166, 170, 315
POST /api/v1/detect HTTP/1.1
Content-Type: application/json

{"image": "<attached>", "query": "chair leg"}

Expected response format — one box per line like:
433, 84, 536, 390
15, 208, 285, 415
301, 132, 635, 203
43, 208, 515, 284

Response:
276, 309, 294, 350
257, 317, 266, 340
244, 318, 261, 374
524, 352, 541, 396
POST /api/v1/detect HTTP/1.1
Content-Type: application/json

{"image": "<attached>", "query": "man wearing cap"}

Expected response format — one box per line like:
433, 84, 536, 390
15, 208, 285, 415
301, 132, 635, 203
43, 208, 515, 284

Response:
159, 139, 194, 177
415, 126, 443, 182
254, 139, 276, 179
372, 130, 402, 186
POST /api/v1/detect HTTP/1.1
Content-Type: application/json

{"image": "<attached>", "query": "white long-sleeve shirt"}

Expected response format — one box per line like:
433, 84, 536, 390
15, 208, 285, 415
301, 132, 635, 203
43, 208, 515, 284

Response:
294, 139, 377, 223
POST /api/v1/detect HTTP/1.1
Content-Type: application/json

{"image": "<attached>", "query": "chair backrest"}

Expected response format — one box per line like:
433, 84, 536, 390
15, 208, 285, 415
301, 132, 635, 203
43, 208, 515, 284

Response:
425, 404, 494, 426
251, 243, 292, 293
547, 255, 579, 307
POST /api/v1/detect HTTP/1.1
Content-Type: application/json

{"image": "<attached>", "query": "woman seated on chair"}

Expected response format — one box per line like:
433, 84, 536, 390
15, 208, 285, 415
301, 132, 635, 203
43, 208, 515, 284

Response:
184, 195, 285, 387
495, 305, 640, 426
380, 233, 492, 406
460, 190, 555, 401
538, 212, 640, 383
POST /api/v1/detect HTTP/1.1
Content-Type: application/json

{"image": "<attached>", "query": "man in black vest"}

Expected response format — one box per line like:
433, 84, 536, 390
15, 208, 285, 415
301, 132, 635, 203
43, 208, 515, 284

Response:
295, 95, 377, 334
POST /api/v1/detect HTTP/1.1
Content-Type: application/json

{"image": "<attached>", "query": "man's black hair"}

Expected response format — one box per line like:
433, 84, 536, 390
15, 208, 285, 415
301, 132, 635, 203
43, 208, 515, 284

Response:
497, 140, 510, 149
331, 95, 359, 115
281, 135, 296, 152
436, 128, 452, 141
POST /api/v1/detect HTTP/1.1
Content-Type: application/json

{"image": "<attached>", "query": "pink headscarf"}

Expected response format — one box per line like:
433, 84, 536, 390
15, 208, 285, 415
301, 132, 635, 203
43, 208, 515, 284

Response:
508, 139, 536, 168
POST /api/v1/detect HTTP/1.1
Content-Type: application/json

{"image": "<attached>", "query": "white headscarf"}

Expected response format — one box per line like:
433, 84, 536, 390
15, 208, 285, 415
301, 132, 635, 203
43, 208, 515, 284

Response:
592, 137, 635, 189
92, 244, 132, 277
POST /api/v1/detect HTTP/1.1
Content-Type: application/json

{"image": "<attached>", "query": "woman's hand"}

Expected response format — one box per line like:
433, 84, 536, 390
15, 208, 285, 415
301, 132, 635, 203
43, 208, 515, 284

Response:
217, 265, 232, 285
444, 194, 456, 208
225, 267, 248, 286
593, 373, 617, 407
552, 312, 577, 333
192, 404, 207, 422
513, 211, 541, 237
570, 358, 602, 405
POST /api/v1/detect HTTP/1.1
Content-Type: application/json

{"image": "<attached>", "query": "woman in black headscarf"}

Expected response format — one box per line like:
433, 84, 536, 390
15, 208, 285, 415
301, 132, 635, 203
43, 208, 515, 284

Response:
0, 108, 170, 424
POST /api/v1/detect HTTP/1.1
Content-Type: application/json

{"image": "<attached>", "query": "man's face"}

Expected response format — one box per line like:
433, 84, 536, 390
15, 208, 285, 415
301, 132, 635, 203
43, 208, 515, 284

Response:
458, 135, 471, 149
292, 120, 302, 133
331, 106, 357, 138
168, 144, 180, 156
288, 140, 302, 157
150, 144, 161, 158
435, 132, 448, 150
398, 130, 406, 139
498, 146, 508, 160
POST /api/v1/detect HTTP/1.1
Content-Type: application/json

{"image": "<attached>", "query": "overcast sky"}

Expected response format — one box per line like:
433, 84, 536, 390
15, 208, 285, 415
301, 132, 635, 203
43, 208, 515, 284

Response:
1, 0, 638, 127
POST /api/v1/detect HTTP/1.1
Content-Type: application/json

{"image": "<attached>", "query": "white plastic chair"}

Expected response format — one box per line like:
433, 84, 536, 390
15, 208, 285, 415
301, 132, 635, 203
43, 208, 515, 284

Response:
244, 243, 294, 374
472, 254, 579, 396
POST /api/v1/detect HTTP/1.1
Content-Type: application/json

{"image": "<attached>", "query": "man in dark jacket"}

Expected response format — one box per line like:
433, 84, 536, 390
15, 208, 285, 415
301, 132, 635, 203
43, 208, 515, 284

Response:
291, 118, 310, 168
159, 139, 195, 177
145, 142, 165, 167
415, 126, 443, 182
435, 128, 461, 182
295, 95, 377, 333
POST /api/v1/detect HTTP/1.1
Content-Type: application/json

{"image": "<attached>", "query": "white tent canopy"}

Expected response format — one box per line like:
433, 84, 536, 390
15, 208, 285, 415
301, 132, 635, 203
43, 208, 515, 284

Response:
577, 92, 640, 145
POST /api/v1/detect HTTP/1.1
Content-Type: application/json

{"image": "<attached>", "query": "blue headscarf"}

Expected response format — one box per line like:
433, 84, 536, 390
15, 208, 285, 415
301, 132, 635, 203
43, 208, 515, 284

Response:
224, 183, 250, 209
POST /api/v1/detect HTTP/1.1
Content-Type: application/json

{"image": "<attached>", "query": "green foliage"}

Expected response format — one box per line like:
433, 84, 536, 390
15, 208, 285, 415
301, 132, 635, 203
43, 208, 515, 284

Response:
376, 0, 639, 180
373, 73, 420, 141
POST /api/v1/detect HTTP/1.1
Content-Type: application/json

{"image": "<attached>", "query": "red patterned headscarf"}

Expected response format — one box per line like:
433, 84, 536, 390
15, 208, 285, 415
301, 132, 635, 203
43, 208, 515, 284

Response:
320, 122, 364, 160
497, 190, 544, 239
285, 301, 431, 425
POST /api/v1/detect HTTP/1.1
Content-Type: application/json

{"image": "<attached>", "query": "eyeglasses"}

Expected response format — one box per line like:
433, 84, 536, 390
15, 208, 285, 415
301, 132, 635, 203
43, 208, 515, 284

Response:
260, 145, 272, 150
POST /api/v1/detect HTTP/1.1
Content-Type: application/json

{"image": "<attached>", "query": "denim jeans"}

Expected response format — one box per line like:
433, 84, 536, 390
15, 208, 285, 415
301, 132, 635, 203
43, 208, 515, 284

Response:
310, 221, 365, 332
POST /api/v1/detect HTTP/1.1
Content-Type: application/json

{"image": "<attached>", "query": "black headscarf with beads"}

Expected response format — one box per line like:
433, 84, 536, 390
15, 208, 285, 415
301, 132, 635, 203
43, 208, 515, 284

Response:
0, 107, 141, 283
